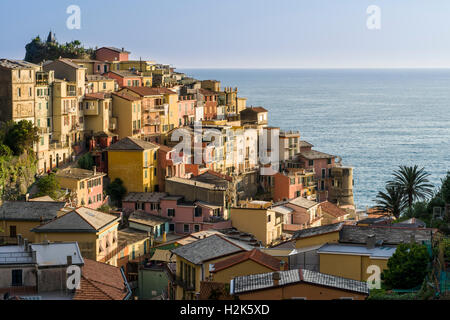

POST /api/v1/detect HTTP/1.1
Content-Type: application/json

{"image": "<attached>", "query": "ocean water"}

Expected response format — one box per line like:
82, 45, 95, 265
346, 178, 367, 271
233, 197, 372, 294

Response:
178, 69, 450, 209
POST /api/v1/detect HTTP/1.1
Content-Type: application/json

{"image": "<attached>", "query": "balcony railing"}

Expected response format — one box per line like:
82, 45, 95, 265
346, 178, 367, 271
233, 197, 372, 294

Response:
174, 276, 195, 291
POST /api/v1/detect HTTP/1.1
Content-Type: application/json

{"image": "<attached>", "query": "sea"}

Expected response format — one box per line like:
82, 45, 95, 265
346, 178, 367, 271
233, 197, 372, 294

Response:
178, 69, 450, 209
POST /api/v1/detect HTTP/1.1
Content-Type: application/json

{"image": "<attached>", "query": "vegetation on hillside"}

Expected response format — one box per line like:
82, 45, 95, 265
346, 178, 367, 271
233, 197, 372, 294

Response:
78, 152, 95, 170
25, 35, 95, 64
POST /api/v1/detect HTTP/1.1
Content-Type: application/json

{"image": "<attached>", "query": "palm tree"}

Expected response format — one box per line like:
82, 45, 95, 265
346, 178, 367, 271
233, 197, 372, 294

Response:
388, 165, 434, 214
374, 185, 408, 219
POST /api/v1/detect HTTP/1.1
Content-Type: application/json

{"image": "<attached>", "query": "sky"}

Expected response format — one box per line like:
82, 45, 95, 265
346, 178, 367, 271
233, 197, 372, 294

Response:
1, 0, 450, 68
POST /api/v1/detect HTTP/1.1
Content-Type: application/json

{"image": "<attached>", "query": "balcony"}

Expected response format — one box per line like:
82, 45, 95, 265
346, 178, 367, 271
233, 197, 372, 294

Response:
37, 127, 50, 134
144, 119, 161, 126
174, 276, 195, 291
50, 141, 69, 150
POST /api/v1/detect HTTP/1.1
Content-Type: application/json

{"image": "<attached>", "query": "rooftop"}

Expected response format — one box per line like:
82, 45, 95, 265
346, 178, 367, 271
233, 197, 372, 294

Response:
318, 243, 396, 259
86, 74, 113, 81
0, 59, 39, 69
55, 167, 106, 180
231, 269, 369, 295
73, 259, 130, 300
107, 137, 159, 151
241, 106, 268, 113
211, 249, 281, 273
84, 92, 111, 100
128, 211, 170, 227
111, 91, 141, 102
125, 86, 175, 96
299, 141, 314, 148
123, 192, 168, 203
288, 196, 319, 209
299, 150, 336, 160
320, 201, 348, 218
32, 207, 119, 233
292, 222, 345, 240
0, 201, 67, 222
171, 234, 248, 265
118, 228, 149, 247
97, 46, 131, 54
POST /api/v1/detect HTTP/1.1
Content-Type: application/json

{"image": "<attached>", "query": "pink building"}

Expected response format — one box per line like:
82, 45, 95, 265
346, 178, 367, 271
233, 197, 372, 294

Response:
95, 47, 130, 62
156, 144, 188, 192
122, 192, 168, 214
273, 168, 315, 202
159, 196, 231, 234
105, 71, 142, 88
177, 95, 196, 126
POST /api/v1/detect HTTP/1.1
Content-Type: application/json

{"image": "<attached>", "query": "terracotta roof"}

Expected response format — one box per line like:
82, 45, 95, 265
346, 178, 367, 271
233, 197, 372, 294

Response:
198, 88, 217, 96
125, 86, 174, 96
320, 201, 348, 218
288, 196, 319, 209
241, 106, 268, 113
299, 150, 335, 160
199, 281, 233, 300
211, 249, 281, 273
112, 91, 141, 102
84, 92, 110, 100
292, 222, 345, 240
96, 46, 131, 54
107, 137, 159, 151
73, 259, 130, 300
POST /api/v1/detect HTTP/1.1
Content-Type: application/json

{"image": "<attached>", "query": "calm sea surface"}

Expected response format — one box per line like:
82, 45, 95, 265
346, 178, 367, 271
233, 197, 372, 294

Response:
178, 69, 450, 209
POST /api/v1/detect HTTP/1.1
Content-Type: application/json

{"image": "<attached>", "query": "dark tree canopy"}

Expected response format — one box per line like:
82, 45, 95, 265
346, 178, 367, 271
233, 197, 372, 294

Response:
2, 120, 39, 156
106, 178, 127, 207
381, 243, 430, 290
36, 173, 62, 200
78, 153, 95, 170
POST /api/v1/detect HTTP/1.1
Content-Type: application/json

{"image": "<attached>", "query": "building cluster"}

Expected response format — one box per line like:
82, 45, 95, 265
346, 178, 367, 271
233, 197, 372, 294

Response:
0, 34, 416, 300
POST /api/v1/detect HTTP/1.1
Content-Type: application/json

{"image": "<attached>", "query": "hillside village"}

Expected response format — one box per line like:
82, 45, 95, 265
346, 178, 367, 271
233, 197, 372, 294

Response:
0, 33, 448, 300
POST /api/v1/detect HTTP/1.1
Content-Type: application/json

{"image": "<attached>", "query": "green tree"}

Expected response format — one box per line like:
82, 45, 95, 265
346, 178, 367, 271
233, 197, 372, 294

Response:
381, 243, 430, 289
440, 171, 450, 204
389, 165, 434, 215
78, 153, 94, 170
35, 173, 62, 200
3, 120, 39, 156
106, 178, 127, 207
375, 185, 407, 219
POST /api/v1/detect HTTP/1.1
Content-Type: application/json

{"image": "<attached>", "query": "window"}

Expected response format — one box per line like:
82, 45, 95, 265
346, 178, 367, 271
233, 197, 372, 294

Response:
144, 170, 147, 178
103, 82, 106, 90
321, 180, 325, 191
9, 226, 16, 237
322, 168, 326, 179
167, 208, 175, 217
308, 160, 314, 166
153, 151, 157, 160
17, 88, 21, 97
40, 137, 44, 146
327, 158, 332, 165
128, 80, 132, 86
268, 215, 271, 222
194, 206, 202, 217
169, 224, 175, 232
11, 270, 22, 286
154, 168, 157, 176
194, 225, 200, 232
183, 224, 189, 233
29, 87, 32, 96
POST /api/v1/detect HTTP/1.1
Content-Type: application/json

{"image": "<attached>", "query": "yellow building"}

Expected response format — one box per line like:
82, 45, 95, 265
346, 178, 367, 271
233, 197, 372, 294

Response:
107, 137, 160, 193
86, 74, 116, 93
0, 201, 69, 243
170, 234, 248, 300
209, 248, 282, 284
292, 222, 344, 249
83, 93, 116, 135
31, 207, 120, 266
230, 201, 284, 247
112, 92, 143, 139
317, 243, 395, 281
55, 167, 106, 209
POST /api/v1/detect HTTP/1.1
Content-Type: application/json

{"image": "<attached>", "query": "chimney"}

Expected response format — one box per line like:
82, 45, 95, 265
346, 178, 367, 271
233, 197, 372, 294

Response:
23, 238, 29, 250
93, 166, 97, 175
67, 255, 73, 266
17, 234, 23, 246
122, 47, 125, 52
366, 234, 376, 249
32, 250, 37, 263
272, 272, 281, 286
280, 260, 288, 271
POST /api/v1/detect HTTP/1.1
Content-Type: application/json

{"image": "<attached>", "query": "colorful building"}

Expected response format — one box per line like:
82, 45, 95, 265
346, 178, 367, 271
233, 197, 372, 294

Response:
31, 207, 121, 266
111, 92, 143, 139
107, 137, 160, 193
95, 47, 130, 62
55, 167, 106, 209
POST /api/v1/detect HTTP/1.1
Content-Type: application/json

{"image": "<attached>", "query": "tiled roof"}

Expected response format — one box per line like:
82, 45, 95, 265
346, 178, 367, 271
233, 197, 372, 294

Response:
299, 150, 335, 160
84, 92, 110, 100
73, 259, 130, 300
198, 88, 217, 96
108, 70, 140, 78
318, 243, 396, 259
118, 228, 149, 247
123, 192, 168, 203
199, 281, 233, 300
0, 59, 39, 69
231, 269, 369, 295
128, 210, 170, 227
125, 86, 175, 96
288, 196, 319, 209
32, 207, 119, 233
112, 91, 141, 101
107, 137, 159, 151
340, 225, 435, 245
320, 201, 348, 218
241, 106, 268, 113
299, 140, 314, 148
96, 46, 131, 54
0, 201, 67, 222
211, 249, 281, 273
171, 234, 248, 265
56, 167, 106, 180
57, 58, 85, 69
292, 222, 344, 240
